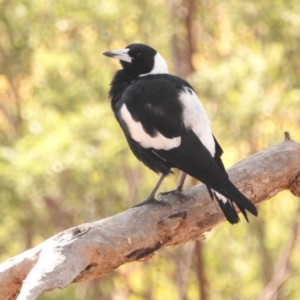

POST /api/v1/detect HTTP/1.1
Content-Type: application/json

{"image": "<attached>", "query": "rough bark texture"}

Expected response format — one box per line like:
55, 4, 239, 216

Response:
0, 138, 300, 300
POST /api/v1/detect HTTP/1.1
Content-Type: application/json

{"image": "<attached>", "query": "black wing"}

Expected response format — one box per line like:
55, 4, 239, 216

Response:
121, 75, 187, 139
115, 75, 189, 174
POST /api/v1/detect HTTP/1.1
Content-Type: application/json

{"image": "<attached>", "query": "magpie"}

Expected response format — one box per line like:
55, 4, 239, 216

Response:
103, 43, 258, 224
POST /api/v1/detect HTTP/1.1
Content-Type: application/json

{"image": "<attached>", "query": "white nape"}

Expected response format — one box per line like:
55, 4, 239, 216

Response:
179, 88, 216, 156
139, 53, 169, 76
120, 104, 181, 150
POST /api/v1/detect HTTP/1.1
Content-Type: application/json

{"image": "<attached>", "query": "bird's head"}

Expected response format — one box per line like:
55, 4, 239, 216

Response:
103, 43, 168, 78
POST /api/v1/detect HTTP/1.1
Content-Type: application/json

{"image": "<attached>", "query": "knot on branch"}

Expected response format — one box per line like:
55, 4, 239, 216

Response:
125, 241, 166, 260
158, 210, 188, 231
284, 131, 292, 141
290, 172, 300, 197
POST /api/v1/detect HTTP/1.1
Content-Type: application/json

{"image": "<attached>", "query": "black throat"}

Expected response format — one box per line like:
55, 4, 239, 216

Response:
109, 69, 135, 112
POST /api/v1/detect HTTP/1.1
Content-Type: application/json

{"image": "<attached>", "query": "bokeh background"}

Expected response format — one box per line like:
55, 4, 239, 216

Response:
1, 0, 300, 299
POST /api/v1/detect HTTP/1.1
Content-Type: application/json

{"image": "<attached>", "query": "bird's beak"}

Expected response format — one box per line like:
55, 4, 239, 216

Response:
103, 48, 132, 63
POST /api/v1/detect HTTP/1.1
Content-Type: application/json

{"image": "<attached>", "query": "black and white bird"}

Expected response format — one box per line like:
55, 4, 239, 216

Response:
103, 43, 258, 224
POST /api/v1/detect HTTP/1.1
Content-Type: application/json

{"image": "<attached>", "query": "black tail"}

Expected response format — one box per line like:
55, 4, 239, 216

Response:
155, 131, 258, 224
207, 180, 258, 224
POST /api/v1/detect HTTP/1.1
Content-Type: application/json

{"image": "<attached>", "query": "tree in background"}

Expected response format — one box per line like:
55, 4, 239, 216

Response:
0, 0, 299, 299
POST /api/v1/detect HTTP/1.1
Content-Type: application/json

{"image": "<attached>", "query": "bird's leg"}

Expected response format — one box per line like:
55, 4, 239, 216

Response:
133, 174, 169, 207
146, 173, 166, 199
176, 172, 187, 193
159, 172, 190, 200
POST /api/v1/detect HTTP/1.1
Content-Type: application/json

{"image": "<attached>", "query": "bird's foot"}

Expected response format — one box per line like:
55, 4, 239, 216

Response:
159, 188, 191, 201
132, 197, 170, 208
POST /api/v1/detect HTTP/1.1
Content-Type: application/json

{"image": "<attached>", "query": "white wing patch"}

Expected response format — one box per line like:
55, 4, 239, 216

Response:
120, 104, 181, 150
179, 88, 216, 156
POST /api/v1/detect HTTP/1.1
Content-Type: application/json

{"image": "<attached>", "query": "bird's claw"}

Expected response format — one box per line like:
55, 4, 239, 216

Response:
159, 189, 191, 201
132, 197, 170, 208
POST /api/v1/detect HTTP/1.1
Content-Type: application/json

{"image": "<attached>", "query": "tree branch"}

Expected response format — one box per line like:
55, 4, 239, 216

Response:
1, 138, 300, 300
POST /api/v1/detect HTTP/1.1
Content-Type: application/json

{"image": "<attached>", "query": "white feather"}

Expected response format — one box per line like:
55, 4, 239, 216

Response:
214, 191, 229, 204
120, 104, 181, 150
139, 53, 169, 76
179, 88, 216, 156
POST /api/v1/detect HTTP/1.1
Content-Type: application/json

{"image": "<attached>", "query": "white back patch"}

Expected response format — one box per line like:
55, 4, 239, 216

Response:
179, 88, 216, 156
139, 53, 169, 76
120, 104, 181, 150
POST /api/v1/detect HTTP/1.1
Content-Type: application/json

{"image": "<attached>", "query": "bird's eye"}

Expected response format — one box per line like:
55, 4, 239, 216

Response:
136, 52, 142, 57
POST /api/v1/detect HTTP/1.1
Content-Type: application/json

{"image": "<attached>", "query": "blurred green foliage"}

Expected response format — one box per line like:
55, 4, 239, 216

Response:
0, 0, 299, 299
